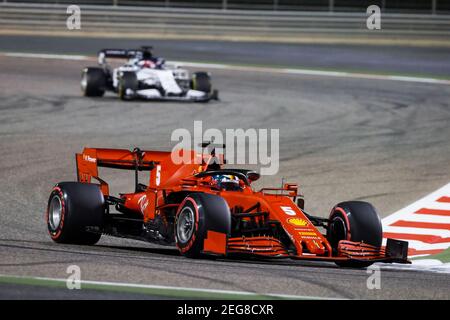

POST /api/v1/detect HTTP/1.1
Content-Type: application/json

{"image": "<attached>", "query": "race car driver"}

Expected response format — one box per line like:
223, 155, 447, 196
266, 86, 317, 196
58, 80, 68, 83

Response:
135, 49, 165, 69
211, 174, 242, 191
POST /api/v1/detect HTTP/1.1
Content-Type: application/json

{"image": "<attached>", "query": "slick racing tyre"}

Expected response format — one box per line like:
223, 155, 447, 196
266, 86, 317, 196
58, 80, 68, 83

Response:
81, 67, 106, 97
327, 201, 383, 268
175, 193, 231, 258
118, 71, 138, 100
191, 72, 212, 94
46, 182, 104, 245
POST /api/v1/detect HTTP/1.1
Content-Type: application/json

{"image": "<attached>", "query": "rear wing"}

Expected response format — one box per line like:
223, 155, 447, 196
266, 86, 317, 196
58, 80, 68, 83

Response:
76, 148, 161, 194
75, 147, 219, 195
97, 47, 154, 65
97, 49, 142, 65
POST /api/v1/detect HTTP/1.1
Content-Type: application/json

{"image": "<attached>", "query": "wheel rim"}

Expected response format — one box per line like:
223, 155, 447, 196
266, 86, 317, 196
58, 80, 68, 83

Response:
49, 195, 62, 230
328, 216, 347, 248
118, 82, 124, 97
177, 207, 195, 244
81, 72, 87, 92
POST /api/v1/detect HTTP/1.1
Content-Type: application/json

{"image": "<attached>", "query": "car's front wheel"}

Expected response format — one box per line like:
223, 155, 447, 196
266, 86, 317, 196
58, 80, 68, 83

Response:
327, 201, 383, 268
118, 72, 138, 100
175, 193, 231, 258
191, 72, 212, 94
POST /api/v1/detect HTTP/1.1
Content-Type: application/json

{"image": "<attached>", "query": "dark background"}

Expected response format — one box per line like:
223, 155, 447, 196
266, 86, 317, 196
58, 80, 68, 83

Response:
4, 0, 450, 13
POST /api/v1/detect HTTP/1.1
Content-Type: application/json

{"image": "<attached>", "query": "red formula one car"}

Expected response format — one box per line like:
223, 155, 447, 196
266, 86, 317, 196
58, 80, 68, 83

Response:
46, 145, 409, 268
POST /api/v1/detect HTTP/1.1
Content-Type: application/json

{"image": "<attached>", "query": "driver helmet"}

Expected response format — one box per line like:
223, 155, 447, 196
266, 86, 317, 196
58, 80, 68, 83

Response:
138, 60, 156, 69
211, 174, 240, 190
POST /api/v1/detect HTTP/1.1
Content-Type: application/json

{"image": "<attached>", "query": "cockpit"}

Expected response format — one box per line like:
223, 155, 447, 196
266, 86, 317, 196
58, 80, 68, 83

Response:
195, 169, 260, 191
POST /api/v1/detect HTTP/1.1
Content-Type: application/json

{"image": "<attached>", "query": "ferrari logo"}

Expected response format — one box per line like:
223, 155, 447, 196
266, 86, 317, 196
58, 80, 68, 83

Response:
138, 194, 149, 214
287, 218, 308, 227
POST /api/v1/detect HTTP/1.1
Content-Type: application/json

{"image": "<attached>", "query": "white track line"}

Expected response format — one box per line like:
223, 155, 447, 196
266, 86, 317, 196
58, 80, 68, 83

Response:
397, 240, 450, 251
3, 52, 89, 60
2, 51, 450, 85
176, 60, 450, 85
0, 274, 341, 300
392, 215, 450, 224
383, 226, 450, 237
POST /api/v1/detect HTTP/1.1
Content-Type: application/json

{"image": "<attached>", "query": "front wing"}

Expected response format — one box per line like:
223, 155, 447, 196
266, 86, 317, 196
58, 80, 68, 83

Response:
204, 233, 410, 264
132, 88, 219, 102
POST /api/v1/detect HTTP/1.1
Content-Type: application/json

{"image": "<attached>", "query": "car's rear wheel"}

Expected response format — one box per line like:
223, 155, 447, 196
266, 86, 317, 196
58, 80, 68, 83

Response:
175, 193, 230, 258
46, 182, 104, 245
191, 72, 212, 94
118, 71, 138, 100
81, 67, 106, 97
327, 201, 383, 268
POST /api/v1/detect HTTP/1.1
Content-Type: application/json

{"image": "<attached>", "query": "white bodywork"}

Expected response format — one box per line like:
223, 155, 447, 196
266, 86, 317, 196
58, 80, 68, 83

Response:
112, 60, 208, 100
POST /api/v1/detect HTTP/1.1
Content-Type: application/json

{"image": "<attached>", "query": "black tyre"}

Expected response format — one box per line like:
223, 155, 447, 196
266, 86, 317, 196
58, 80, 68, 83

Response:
175, 193, 231, 258
118, 71, 138, 100
46, 182, 105, 245
327, 201, 382, 268
81, 67, 106, 97
191, 72, 212, 93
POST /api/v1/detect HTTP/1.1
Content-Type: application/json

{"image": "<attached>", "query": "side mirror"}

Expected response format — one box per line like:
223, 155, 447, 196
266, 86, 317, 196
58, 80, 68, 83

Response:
247, 171, 260, 182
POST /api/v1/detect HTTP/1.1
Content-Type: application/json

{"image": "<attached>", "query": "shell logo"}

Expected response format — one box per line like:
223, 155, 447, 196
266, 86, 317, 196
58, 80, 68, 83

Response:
287, 217, 308, 227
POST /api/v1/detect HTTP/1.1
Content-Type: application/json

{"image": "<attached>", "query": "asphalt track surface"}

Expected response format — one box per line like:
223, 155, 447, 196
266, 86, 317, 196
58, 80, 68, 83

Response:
1, 35, 450, 77
0, 36, 450, 299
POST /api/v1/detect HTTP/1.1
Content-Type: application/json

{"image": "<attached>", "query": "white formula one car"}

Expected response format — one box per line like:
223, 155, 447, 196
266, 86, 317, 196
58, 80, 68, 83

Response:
81, 46, 218, 102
